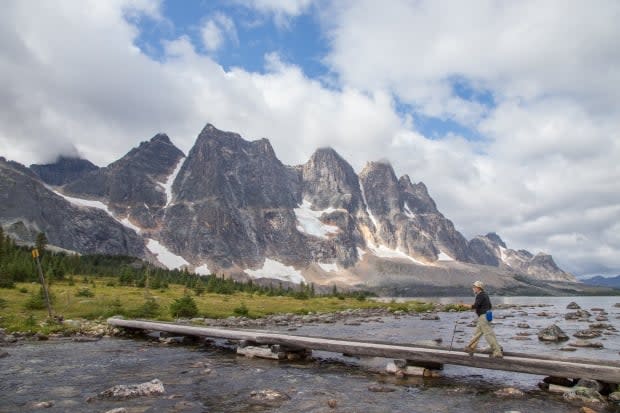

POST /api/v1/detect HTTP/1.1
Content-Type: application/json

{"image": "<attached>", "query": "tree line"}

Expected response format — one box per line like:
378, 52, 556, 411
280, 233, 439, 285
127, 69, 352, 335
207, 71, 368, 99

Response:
0, 228, 373, 300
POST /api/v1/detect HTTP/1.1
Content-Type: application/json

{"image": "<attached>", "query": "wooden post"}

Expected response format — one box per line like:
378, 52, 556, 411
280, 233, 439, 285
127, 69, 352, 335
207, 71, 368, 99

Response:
32, 248, 53, 318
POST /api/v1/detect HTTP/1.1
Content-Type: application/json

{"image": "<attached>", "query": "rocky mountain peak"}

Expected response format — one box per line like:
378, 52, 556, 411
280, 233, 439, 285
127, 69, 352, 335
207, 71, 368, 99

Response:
195, 123, 245, 148
301, 147, 363, 211
30, 156, 99, 186
484, 232, 507, 248
150, 133, 173, 145
398, 176, 438, 214
114, 133, 184, 179
173, 124, 298, 208
59, 133, 185, 229
359, 161, 400, 217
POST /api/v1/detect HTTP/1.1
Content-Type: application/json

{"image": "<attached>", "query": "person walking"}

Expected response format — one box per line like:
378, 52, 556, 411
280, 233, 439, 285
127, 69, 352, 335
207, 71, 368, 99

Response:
464, 280, 503, 358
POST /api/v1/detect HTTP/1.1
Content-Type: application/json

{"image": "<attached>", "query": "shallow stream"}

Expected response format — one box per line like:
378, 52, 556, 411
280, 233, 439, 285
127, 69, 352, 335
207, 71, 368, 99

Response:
1, 296, 619, 412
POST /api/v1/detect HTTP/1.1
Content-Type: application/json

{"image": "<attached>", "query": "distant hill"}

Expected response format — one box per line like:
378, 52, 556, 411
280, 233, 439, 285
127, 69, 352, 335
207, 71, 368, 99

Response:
580, 275, 620, 289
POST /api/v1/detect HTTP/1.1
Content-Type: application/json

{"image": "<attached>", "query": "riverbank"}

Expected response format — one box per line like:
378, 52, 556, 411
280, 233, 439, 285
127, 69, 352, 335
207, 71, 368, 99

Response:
0, 277, 475, 336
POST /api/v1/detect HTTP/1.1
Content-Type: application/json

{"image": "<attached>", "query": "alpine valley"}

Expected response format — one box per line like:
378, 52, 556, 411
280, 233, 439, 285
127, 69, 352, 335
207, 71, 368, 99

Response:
1, 124, 598, 295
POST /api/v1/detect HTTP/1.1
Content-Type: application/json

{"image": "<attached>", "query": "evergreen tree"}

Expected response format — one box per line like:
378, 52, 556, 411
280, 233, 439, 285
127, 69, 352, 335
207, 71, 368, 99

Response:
35, 232, 48, 255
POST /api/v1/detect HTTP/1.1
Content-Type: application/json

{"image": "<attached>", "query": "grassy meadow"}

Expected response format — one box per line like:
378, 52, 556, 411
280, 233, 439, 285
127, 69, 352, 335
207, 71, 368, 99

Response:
0, 277, 440, 334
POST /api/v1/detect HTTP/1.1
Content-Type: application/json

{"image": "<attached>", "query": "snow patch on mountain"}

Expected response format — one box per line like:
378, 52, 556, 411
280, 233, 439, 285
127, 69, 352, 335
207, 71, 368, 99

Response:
318, 262, 338, 272
52, 188, 143, 234
359, 177, 379, 229
146, 239, 189, 269
162, 157, 185, 207
438, 251, 454, 261
194, 263, 211, 275
404, 203, 415, 218
245, 258, 306, 283
368, 242, 428, 265
294, 200, 340, 238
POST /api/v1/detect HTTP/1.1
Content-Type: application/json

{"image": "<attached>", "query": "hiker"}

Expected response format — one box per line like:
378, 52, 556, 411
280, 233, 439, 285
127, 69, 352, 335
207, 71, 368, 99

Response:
464, 280, 503, 358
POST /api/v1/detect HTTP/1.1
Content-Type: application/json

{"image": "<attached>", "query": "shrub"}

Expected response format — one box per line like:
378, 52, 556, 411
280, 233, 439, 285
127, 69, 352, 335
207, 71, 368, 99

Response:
0, 278, 14, 289
170, 294, 199, 318
75, 287, 94, 297
233, 302, 249, 316
24, 287, 53, 310
133, 297, 160, 318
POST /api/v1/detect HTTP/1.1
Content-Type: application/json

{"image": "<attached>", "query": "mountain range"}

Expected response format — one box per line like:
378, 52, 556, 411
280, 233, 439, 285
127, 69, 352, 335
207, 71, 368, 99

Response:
1, 123, 581, 294
580, 275, 620, 289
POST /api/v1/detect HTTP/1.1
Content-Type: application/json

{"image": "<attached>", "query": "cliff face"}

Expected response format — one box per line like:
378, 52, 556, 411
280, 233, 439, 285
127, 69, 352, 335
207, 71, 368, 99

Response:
0, 158, 145, 257
63, 133, 185, 229
30, 156, 98, 186
11, 124, 576, 287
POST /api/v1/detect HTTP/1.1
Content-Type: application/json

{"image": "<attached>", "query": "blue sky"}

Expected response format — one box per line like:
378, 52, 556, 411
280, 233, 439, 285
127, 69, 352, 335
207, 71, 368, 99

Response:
1, 0, 619, 277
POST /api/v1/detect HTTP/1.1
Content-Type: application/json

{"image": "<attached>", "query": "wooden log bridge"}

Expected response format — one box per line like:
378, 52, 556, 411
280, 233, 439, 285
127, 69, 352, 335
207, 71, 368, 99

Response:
107, 318, 620, 384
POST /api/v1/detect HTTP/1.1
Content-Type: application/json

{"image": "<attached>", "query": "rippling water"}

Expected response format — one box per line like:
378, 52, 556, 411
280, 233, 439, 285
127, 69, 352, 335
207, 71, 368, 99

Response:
1, 296, 619, 412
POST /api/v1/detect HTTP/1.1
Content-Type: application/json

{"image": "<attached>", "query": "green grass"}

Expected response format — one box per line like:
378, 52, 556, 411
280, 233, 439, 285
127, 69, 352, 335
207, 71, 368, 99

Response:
0, 278, 437, 334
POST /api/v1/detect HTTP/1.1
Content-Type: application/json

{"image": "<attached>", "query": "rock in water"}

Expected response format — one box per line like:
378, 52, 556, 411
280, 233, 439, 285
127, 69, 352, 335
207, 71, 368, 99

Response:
99, 379, 165, 400
537, 324, 569, 342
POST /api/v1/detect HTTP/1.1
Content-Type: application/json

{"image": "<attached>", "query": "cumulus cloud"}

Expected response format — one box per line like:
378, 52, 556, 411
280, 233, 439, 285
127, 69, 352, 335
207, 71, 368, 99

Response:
0, 0, 618, 276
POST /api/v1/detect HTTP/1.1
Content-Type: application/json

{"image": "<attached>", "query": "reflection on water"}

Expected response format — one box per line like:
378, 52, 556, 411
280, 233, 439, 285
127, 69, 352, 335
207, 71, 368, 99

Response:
1, 296, 619, 412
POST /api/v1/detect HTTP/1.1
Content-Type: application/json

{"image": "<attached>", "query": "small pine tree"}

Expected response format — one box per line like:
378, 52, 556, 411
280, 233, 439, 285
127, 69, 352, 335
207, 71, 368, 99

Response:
35, 232, 48, 255
169, 294, 199, 318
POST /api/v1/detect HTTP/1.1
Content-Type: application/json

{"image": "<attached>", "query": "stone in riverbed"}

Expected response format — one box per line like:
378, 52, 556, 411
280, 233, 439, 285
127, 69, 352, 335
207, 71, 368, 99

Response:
563, 387, 605, 403
568, 340, 603, 348
494, 387, 524, 397
566, 302, 581, 309
249, 389, 290, 407
368, 384, 397, 392
565, 309, 591, 320
31, 401, 53, 408
99, 379, 165, 400
573, 329, 601, 339
537, 324, 569, 342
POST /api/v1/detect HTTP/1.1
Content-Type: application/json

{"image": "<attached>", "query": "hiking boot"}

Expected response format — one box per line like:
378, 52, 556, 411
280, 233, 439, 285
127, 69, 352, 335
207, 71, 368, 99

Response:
463, 346, 475, 356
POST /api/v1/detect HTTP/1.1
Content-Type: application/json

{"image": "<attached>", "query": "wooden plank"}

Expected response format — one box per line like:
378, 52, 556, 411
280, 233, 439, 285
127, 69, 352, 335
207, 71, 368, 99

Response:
107, 318, 620, 383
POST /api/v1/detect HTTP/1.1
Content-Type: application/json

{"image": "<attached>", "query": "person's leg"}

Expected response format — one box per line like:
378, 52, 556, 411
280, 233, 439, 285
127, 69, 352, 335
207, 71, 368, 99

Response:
466, 315, 484, 352
479, 317, 502, 357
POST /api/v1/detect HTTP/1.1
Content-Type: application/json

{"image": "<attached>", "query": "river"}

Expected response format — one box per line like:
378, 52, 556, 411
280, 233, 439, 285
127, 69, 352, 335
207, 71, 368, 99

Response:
1, 296, 619, 412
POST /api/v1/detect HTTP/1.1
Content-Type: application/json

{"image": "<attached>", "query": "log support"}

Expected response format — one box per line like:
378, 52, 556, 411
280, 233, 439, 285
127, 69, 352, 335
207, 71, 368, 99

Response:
237, 344, 311, 361
386, 359, 442, 378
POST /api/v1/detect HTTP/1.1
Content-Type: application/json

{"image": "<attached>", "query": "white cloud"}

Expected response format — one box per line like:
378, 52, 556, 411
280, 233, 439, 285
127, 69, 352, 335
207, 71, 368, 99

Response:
0, 0, 619, 277
235, 0, 314, 28
200, 13, 238, 52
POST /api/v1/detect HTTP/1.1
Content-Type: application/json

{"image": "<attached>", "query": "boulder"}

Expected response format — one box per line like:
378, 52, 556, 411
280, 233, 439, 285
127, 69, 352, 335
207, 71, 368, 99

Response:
537, 324, 569, 342
563, 387, 605, 403
568, 340, 604, 348
249, 389, 290, 407
99, 379, 165, 400
494, 387, 524, 397
565, 310, 591, 320
573, 330, 601, 339
566, 302, 581, 309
